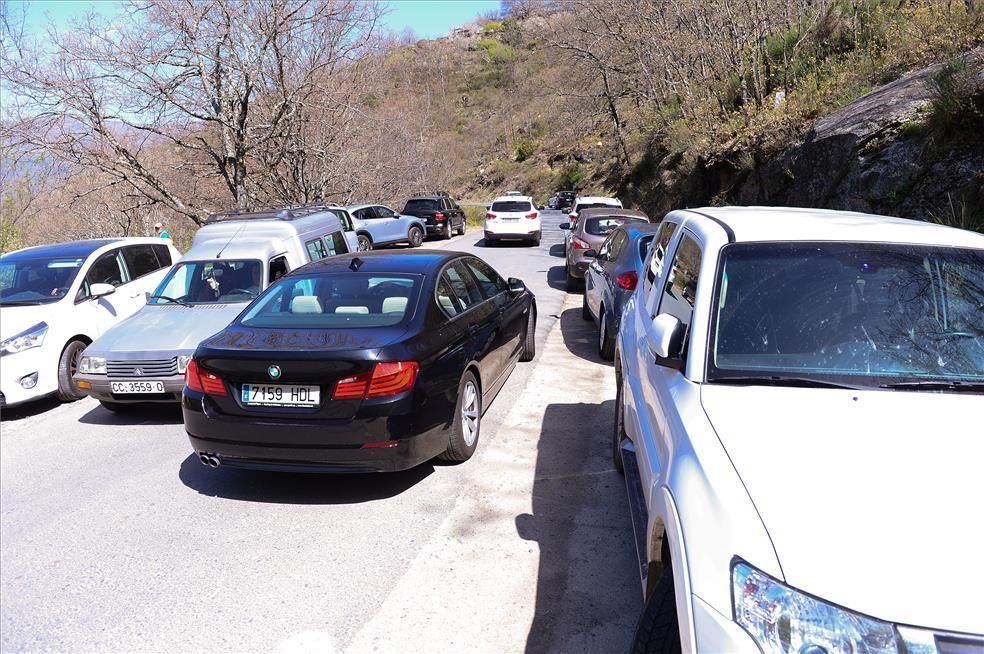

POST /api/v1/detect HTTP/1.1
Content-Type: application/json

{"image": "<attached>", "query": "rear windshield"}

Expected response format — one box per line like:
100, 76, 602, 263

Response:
639, 235, 656, 261
584, 216, 645, 236
576, 202, 619, 213
403, 199, 440, 213
239, 273, 420, 328
491, 201, 532, 213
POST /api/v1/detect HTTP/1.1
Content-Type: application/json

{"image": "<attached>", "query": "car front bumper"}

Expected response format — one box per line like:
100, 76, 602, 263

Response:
182, 391, 449, 473
76, 374, 185, 403
0, 347, 56, 407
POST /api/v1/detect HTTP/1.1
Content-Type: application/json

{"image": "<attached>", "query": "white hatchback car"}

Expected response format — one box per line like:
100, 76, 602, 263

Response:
0, 238, 179, 407
484, 195, 541, 246
615, 207, 984, 653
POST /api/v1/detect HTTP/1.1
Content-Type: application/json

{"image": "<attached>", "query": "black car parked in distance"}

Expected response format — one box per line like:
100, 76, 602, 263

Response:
183, 250, 536, 473
556, 190, 576, 211
402, 195, 467, 240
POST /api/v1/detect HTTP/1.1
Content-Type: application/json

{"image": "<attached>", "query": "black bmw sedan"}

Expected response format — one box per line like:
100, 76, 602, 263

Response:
183, 250, 536, 473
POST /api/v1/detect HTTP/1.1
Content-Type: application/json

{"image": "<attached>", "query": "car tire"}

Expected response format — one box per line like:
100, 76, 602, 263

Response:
56, 340, 88, 402
598, 310, 615, 360
457, 219, 466, 236
357, 234, 373, 252
519, 307, 536, 362
442, 220, 452, 240
629, 564, 681, 654
408, 225, 424, 248
567, 270, 580, 292
439, 371, 481, 463
100, 400, 134, 413
613, 378, 626, 475
581, 292, 591, 321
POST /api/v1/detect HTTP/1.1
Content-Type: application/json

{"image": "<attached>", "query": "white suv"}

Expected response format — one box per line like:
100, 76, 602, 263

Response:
615, 207, 984, 653
567, 195, 622, 227
484, 195, 540, 246
0, 238, 179, 407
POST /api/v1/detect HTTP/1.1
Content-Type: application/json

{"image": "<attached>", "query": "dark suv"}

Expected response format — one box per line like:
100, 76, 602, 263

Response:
556, 191, 576, 210
402, 195, 467, 240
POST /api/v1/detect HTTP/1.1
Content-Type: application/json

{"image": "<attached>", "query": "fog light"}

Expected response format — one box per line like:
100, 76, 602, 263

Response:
77, 380, 92, 390
19, 372, 38, 389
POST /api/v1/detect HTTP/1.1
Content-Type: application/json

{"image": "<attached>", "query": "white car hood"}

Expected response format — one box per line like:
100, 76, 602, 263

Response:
701, 385, 984, 635
0, 303, 58, 340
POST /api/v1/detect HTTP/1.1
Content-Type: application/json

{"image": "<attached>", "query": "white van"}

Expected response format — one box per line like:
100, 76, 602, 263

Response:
75, 206, 349, 410
0, 238, 180, 408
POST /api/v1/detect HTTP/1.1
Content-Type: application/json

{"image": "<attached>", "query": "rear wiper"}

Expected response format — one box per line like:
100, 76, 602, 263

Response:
710, 375, 867, 390
148, 294, 190, 307
879, 380, 984, 393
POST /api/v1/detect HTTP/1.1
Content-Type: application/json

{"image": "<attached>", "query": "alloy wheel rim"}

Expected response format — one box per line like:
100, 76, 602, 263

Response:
461, 381, 479, 447
600, 314, 606, 350
445, 222, 451, 237
358, 237, 370, 251
411, 229, 422, 246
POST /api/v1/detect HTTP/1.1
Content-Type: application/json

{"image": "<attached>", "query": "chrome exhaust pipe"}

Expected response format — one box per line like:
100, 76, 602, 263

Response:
198, 453, 220, 468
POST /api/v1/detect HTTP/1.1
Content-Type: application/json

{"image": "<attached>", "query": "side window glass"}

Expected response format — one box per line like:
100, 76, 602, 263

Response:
657, 233, 702, 343
269, 256, 289, 284
324, 232, 348, 255
609, 232, 626, 260
123, 245, 162, 279
436, 276, 462, 317
463, 258, 507, 299
379, 207, 397, 218
151, 244, 173, 267
86, 250, 127, 288
338, 211, 354, 231
306, 238, 329, 261
646, 221, 678, 292
443, 262, 484, 311
598, 237, 612, 261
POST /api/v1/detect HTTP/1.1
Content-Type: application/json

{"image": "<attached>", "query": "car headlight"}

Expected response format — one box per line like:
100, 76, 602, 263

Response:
78, 356, 107, 375
0, 322, 48, 356
733, 562, 899, 654
176, 355, 192, 374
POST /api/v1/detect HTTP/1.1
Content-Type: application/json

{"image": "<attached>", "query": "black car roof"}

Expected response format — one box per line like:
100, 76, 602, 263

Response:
302, 250, 465, 274
1, 238, 121, 261
406, 196, 445, 202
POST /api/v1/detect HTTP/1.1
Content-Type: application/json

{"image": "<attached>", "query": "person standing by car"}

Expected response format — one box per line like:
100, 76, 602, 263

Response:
153, 222, 171, 240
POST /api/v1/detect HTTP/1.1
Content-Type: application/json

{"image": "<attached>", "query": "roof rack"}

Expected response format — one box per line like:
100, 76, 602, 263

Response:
410, 190, 450, 199
205, 203, 342, 224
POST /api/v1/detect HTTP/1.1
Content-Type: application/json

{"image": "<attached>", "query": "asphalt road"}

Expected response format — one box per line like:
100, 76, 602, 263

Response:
0, 210, 639, 653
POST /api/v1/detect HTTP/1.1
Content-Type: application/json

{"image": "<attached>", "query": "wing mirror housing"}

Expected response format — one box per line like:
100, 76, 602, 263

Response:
89, 283, 116, 299
559, 223, 571, 230
650, 313, 685, 368
583, 249, 598, 258
507, 277, 527, 295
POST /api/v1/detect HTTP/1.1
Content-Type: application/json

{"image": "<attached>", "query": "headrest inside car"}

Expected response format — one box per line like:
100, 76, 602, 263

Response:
382, 296, 408, 314
335, 306, 369, 314
290, 296, 323, 314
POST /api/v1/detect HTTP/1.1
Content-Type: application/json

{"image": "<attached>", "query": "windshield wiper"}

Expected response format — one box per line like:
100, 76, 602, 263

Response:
148, 294, 190, 307
0, 299, 45, 306
879, 380, 984, 393
710, 375, 868, 390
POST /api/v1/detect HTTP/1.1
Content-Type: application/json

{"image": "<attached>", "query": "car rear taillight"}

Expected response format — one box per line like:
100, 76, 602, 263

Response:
185, 360, 227, 396
485, 212, 497, 220
332, 361, 419, 400
616, 271, 639, 290
435, 212, 446, 221
525, 212, 538, 220
572, 238, 591, 250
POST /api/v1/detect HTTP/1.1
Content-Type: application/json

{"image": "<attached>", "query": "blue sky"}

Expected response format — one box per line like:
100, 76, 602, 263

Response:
15, 0, 502, 40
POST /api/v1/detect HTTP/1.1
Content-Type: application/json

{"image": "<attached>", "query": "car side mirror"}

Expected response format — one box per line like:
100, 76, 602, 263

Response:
507, 277, 526, 295
584, 249, 598, 258
90, 283, 116, 299
650, 313, 685, 367
538, 205, 545, 211
559, 223, 571, 230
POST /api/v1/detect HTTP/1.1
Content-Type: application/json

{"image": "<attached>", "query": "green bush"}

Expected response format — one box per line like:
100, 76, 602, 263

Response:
929, 57, 984, 134
515, 139, 536, 162
558, 163, 584, 190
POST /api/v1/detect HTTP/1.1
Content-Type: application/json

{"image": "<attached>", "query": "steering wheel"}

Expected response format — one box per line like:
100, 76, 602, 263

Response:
223, 288, 253, 296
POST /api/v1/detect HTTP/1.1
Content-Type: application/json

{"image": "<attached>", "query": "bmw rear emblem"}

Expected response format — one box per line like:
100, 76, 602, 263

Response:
268, 365, 282, 380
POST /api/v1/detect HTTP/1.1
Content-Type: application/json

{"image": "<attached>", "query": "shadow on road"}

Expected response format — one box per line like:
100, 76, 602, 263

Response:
515, 399, 638, 652
546, 265, 571, 292
558, 306, 607, 365
78, 402, 183, 426
548, 243, 565, 258
477, 239, 538, 249
0, 395, 62, 422
178, 454, 433, 504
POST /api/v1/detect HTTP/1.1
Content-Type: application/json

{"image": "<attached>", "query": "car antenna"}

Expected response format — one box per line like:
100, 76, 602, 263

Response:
349, 257, 363, 272
215, 221, 248, 259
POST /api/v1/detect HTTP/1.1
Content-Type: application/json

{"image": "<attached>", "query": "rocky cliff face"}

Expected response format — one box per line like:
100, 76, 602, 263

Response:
629, 49, 984, 231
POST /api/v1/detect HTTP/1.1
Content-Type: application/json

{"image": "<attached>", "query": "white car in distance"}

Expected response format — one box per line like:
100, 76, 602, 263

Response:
484, 195, 541, 246
616, 206, 984, 653
0, 238, 179, 407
